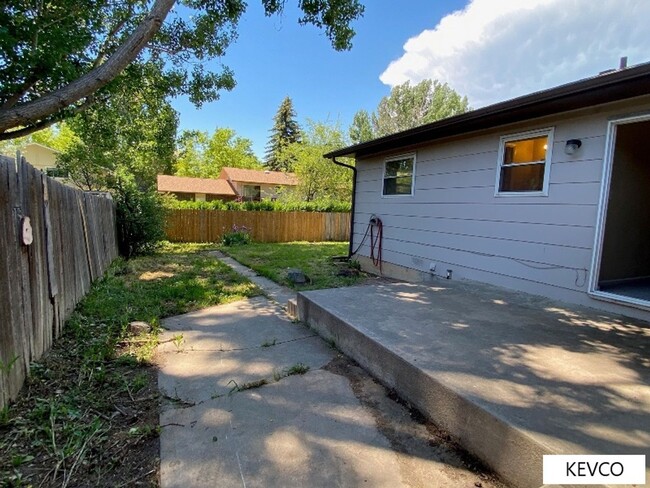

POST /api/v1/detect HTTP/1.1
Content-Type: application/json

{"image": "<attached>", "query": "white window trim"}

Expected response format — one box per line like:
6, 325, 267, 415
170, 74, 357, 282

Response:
381, 152, 416, 197
494, 127, 554, 197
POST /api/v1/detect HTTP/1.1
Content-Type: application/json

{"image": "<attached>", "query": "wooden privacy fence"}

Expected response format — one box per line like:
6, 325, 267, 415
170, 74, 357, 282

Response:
165, 209, 350, 243
0, 155, 118, 408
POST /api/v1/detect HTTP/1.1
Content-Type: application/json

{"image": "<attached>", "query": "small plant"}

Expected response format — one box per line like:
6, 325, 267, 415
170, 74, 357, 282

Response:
0, 354, 19, 375
0, 406, 10, 427
261, 338, 277, 348
227, 378, 268, 395
221, 225, 252, 246
172, 333, 184, 351
285, 363, 310, 376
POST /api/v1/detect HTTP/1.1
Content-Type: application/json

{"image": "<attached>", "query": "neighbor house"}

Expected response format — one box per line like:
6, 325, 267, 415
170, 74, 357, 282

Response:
157, 168, 298, 202
325, 61, 650, 321
218, 167, 298, 201
157, 175, 238, 201
2, 143, 67, 177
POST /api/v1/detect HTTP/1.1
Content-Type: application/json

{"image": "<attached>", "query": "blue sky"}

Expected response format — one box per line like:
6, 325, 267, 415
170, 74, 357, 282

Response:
171, 0, 650, 159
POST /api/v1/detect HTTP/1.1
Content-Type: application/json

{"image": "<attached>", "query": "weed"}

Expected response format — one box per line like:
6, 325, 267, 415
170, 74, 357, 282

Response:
261, 338, 277, 348
11, 454, 34, 467
131, 373, 149, 393
273, 363, 311, 382
0, 354, 19, 375
227, 378, 268, 395
128, 424, 160, 438
349, 259, 361, 270
221, 225, 252, 246
285, 363, 310, 376
0, 406, 10, 427
0, 243, 260, 486
172, 334, 184, 351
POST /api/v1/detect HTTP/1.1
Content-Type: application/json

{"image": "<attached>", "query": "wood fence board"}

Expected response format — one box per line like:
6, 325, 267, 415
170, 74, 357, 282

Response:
0, 157, 118, 408
165, 209, 350, 243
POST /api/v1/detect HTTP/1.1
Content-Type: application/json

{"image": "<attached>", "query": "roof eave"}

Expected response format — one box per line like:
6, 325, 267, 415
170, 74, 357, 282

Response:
325, 62, 650, 159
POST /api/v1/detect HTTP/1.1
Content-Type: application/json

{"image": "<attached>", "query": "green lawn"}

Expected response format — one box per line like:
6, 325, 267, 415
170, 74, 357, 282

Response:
221, 241, 366, 290
0, 242, 260, 487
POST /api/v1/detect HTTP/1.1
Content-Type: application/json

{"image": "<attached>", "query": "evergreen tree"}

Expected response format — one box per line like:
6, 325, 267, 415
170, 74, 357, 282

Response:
264, 97, 302, 171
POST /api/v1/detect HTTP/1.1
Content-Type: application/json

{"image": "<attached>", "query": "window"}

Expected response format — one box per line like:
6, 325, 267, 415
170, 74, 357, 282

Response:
496, 128, 553, 195
383, 154, 415, 196
242, 185, 261, 201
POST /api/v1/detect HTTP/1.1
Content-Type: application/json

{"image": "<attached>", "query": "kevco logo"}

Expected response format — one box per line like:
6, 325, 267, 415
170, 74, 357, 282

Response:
543, 455, 646, 485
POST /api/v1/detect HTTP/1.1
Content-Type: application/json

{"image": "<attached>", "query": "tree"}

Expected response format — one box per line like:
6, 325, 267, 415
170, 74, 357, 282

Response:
264, 96, 302, 171
56, 62, 178, 191
0, 0, 364, 140
0, 124, 77, 157
372, 80, 469, 137
175, 127, 262, 178
349, 109, 374, 144
282, 120, 353, 202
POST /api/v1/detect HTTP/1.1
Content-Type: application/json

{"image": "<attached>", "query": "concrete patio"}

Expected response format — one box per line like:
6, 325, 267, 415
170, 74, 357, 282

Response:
297, 279, 650, 488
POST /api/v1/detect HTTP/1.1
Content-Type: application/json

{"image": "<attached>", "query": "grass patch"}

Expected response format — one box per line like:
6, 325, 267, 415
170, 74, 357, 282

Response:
222, 241, 366, 290
0, 242, 261, 487
285, 363, 310, 376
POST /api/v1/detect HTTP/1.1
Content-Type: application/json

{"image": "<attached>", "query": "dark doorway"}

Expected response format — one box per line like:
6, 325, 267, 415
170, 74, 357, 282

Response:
598, 120, 650, 302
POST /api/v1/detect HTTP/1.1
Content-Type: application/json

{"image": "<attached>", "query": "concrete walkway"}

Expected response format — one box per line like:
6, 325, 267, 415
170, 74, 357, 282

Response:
156, 256, 509, 487
298, 280, 650, 488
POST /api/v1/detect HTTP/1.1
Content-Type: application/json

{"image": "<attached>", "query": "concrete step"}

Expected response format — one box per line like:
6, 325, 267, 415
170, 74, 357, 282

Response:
296, 282, 650, 488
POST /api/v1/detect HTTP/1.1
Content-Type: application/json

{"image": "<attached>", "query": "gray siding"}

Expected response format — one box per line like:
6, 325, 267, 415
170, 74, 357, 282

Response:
352, 97, 650, 319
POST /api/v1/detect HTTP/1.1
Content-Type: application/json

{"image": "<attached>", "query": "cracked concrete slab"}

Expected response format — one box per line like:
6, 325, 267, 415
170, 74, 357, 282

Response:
158, 291, 508, 487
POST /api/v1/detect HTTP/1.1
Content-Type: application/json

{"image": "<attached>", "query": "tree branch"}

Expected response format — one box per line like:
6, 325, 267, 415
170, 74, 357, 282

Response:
1, 76, 39, 110
0, 96, 96, 141
93, 7, 136, 69
0, 0, 176, 134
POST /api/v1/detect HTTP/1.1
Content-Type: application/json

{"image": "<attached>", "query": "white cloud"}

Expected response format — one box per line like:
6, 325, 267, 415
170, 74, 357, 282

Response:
380, 0, 650, 107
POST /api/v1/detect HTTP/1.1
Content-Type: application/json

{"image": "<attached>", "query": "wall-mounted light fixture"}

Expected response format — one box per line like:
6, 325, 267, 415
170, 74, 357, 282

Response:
564, 139, 582, 155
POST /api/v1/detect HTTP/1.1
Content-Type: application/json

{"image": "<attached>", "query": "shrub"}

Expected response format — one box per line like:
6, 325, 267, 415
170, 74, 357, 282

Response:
221, 225, 252, 246
113, 179, 166, 258
161, 195, 351, 213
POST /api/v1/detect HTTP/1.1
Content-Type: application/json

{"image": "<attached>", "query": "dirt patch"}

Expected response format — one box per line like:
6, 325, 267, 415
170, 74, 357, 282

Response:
323, 354, 508, 488
138, 271, 175, 281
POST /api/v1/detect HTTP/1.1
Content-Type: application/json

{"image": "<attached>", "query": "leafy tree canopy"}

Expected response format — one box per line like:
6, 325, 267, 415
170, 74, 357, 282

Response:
0, 123, 77, 156
282, 119, 353, 203
349, 79, 469, 141
265, 96, 302, 171
175, 127, 262, 178
0, 0, 365, 139
57, 61, 178, 191
348, 108, 373, 144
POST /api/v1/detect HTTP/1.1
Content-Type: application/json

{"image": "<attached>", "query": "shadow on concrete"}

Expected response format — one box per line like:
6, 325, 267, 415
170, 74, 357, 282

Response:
158, 296, 505, 488
299, 280, 650, 487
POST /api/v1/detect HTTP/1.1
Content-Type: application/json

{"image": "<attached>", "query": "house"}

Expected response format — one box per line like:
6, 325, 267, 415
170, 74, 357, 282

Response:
3, 143, 67, 177
157, 168, 298, 202
325, 61, 650, 321
157, 175, 238, 201
218, 167, 298, 201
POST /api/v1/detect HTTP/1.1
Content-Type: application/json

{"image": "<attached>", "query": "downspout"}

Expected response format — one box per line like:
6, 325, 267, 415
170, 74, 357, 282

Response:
330, 157, 357, 258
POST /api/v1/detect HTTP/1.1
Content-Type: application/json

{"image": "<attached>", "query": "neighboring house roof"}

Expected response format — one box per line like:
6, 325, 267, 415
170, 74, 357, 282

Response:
1, 142, 58, 158
157, 175, 236, 196
220, 167, 299, 186
325, 61, 650, 159
23, 142, 59, 153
